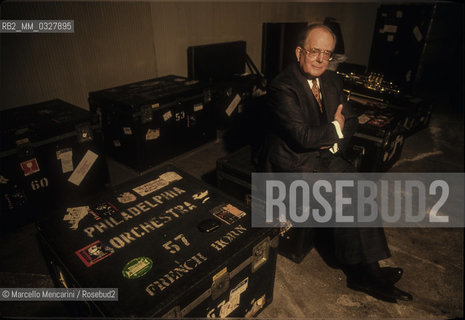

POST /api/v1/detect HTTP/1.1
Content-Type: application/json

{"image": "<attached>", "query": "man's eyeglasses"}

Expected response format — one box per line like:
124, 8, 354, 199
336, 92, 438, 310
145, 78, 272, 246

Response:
300, 47, 333, 61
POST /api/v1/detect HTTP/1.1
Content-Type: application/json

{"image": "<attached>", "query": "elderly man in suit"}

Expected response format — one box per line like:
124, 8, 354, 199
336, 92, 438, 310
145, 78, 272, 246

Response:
258, 24, 412, 303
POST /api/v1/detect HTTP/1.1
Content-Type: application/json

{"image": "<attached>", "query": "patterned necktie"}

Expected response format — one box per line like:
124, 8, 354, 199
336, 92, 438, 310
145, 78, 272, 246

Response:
312, 79, 323, 113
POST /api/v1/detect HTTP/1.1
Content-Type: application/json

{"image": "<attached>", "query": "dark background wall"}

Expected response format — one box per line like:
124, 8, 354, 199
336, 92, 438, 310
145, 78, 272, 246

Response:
0, 1, 379, 110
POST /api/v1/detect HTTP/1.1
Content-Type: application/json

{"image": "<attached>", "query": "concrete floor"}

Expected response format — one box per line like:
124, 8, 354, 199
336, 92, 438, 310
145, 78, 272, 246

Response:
0, 98, 463, 319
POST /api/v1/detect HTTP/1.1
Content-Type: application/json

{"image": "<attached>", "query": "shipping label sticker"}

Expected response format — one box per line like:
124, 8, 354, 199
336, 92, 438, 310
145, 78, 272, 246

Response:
56, 148, 74, 173
132, 171, 182, 197
193, 103, 204, 112
122, 257, 153, 279
159, 171, 183, 183
212, 204, 246, 225
151, 103, 160, 109
20, 158, 40, 176
133, 178, 169, 196
163, 110, 173, 122
75, 240, 115, 267
358, 114, 371, 124
225, 94, 241, 117
113, 140, 121, 147
68, 150, 98, 186
123, 127, 133, 135
193, 190, 210, 203
228, 277, 249, 313
413, 25, 423, 42
145, 128, 160, 141
117, 192, 137, 204
89, 201, 118, 220
383, 24, 398, 33
63, 206, 90, 230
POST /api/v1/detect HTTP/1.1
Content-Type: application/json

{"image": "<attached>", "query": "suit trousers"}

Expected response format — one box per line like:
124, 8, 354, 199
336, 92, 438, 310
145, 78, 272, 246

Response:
317, 150, 391, 265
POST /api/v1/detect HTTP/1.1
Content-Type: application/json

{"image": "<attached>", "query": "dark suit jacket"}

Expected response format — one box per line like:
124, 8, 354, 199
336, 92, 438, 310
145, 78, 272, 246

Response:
258, 63, 358, 172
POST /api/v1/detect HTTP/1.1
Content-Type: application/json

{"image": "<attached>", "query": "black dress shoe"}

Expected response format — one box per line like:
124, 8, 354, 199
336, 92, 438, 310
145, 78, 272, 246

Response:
379, 267, 403, 285
347, 276, 413, 303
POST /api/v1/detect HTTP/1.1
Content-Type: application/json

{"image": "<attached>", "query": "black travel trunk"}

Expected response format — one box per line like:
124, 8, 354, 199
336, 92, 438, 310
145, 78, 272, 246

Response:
216, 146, 314, 263
349, 98, 406, 172
88, 75, 216, 173
0, 99, 109, 232
210, 74, 261, 130
37, 164, 278, 318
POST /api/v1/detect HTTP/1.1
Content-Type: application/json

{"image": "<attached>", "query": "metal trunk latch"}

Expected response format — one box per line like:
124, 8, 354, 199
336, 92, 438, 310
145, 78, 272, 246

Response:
252, 237, 270, 273
211, 269, 230, 300
76, 123, 93, 143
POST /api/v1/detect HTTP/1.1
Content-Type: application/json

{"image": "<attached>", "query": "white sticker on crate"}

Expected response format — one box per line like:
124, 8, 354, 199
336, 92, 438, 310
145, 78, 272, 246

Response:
193, 103, 204, 112
132, 171, 182, 196
123, 127, 133, 135
56, 148, 74, 173
151, 103, 160, 109
146, 129, 160, 141
163, 110, 173, 122
63, 205, 90, 230
413, 25, 423, 42
383, 24, 398, 33
225, 94, 241, 117
68, 150, 98, 186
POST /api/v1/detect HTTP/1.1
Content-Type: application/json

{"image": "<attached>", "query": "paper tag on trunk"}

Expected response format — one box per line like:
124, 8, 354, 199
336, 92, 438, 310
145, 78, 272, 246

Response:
146, 129, 160, 140
225, 94, 241, 117
57, 148, 74, 173
68, 150, 98, 186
